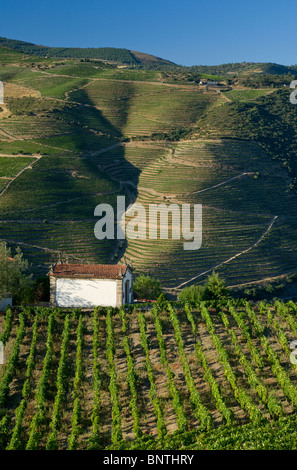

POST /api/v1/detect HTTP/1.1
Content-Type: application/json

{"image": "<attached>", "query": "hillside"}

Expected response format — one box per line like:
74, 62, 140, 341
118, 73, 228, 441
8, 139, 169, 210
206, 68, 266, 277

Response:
187, 62, 297, 77
0, 41, 297, 293
2, 37, 297, 73
0, 36, 176, 67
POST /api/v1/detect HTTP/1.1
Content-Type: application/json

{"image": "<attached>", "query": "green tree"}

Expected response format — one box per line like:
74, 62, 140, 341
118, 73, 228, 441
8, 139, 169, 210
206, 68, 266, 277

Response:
133, 274, 163, 300
178, 285, 204, 303
202, 272, 230, 301
0, 242, 33, 303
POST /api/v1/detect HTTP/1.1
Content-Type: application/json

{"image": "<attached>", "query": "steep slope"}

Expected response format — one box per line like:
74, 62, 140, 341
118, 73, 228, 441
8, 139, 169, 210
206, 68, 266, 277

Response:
1, 52, 297, 292
0, 36, 176, 67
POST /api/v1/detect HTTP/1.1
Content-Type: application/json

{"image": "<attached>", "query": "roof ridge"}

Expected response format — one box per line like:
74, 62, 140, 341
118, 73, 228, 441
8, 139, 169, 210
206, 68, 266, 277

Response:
49, 263, 130, 280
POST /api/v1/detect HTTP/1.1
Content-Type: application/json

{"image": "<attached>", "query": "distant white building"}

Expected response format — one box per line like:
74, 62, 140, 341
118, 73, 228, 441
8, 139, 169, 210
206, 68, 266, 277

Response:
49, 263, 133, 308
199, 79, 218, 87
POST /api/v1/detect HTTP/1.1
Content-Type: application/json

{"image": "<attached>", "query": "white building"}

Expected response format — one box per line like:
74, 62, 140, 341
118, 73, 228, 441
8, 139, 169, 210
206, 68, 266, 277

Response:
49, 263, 133, 308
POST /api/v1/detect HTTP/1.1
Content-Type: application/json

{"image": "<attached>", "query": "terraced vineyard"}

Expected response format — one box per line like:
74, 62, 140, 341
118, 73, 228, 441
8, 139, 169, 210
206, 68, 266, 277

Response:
121, 139, 297, 289
223, 88, 272, 102
2, 300, 297, 450
68, 79, 219, 137
1, 49, 297, 291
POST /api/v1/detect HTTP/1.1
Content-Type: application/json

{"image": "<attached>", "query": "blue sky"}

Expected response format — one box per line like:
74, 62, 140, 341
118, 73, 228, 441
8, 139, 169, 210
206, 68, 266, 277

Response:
1, 0, 296, 66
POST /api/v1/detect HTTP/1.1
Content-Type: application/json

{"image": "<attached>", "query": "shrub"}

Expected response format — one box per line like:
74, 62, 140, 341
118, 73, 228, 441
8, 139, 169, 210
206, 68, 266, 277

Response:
179, 285, 204, 303
0, 242, 33, 304
157, 293, 168, 305
133, 274, 163, 301
179, 272, 230, 303
203, 272, 230, 301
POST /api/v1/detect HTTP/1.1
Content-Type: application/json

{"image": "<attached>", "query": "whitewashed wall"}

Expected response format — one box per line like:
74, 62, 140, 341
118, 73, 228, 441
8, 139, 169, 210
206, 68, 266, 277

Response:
55, 278, 117, 308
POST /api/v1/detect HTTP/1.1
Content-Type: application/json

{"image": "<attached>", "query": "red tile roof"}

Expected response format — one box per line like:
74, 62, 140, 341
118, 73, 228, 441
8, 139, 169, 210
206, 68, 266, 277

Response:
49, 263, 129, 279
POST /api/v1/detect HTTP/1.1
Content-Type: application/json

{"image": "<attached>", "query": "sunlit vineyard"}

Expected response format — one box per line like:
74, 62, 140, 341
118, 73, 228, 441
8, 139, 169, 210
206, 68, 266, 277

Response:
1, 51, 297, 289
1, 300, 297, 450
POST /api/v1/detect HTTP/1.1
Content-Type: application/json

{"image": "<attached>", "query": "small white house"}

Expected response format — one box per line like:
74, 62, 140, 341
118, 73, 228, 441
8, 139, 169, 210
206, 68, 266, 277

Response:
49, 263, 133, 308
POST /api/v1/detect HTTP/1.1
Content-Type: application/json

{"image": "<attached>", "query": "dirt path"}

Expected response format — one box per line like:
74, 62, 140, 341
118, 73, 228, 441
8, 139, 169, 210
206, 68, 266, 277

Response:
188, 172, 255, 195
0, 126, 18, 140
227, 269, 297, 289
0, 155, 42, 197
90, 142, 123, 157
169, 215, 278, 291
0, 236, 89, 264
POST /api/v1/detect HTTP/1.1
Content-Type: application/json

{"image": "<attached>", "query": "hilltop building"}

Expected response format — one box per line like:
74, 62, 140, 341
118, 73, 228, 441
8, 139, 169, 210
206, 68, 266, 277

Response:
49, 262, 133, 308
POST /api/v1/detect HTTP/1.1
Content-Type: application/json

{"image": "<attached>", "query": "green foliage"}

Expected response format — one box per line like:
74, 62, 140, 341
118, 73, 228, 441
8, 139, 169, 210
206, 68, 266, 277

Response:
0, 156, 36, 178
0, 312, 26, 408
178, 285, 204, 303
0, 242, 33, 303
0, 416, 11, 450
224, 89, 272, 102
200, 305, 264, 425
46, 314, 71, 449
106, 308, 123, 444
138, 310, 167, 439
0, 37, 139, 64
88, 310, 102, 449
120, 308, 142, 439
152, 306, 188, 432
185, 62, 297, 78
68, 315, 85, 449
7, 97, 65, 116
26, 312, 55, 450
1, 302, 297, 449
179, 273, 230, 303
133, 274, 163, 300
201, 88, 297, 190
203, 272, 230, 301
157, 292, 168, 305
108, 414, 297, 450
238, 73, 295, 88
0, 307, 14, 345
167, 303, 213, 430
